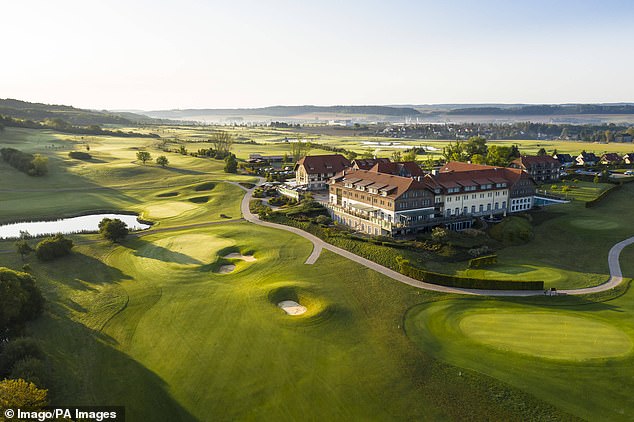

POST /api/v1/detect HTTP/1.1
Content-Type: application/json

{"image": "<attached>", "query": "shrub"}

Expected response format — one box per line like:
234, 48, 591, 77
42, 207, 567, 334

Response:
0, 338, 44, 378
489, 217, 533, 244
9, 357, 47, 387
314, 215, 332, 225
468, 254, 497, 267
400, 261, 542, 290
35, 234, 73, 261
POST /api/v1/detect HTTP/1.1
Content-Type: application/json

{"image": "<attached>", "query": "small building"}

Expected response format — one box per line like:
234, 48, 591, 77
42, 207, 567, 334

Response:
623, 153, 634, 165
351, 158, 391, 170
248, 153, 284, 163
615, 134, 633, 143
509, 155, 560, 183
600, 153, 622, 165
294, 154, 351, 191
553, 153, 575, 168
576, 152, 598, 166
368, 161, 426, 180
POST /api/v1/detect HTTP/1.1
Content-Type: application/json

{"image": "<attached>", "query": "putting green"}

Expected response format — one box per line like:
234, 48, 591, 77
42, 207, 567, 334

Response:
459, 312, 633, 360
568, 218, 619, 230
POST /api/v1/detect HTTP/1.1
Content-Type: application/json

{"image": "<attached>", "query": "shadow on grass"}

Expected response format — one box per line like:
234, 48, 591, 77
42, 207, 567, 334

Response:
123, 237, 203, 265
36, 305, 197, 421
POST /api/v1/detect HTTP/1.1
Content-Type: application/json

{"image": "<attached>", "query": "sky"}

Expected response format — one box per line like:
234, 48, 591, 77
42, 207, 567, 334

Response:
1, 0, 633, 110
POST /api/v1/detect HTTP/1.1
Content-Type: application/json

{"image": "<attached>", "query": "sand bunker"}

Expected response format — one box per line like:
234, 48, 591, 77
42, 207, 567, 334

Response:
278, 300, 307, 315
224, 253, 257, 262
218, 264, 236, 274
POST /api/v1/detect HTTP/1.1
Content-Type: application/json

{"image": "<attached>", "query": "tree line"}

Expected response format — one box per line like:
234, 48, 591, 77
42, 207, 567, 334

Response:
0, 148, 48, 176
0, 115, 159, 138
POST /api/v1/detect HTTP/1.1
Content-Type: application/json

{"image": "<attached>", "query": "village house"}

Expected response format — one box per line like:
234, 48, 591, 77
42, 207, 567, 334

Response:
623, 153, 634, 165
615, 134, 633, 143
576, 152, 598, 166
351, 158, 391, 170
553, 153, 575, 168
294, 154, 351, 190
600, 153, 622, 165
509, 155, 560, 182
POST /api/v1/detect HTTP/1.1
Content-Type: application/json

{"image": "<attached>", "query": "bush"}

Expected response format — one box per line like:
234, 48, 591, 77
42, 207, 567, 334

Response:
68, 151, 92, 160
0, 338, 44, 378
35, 234, 73, 261
9, 357, 47, 387
468, 254, 497, 268
314, 215, 332, 225
400, 261, 543, 290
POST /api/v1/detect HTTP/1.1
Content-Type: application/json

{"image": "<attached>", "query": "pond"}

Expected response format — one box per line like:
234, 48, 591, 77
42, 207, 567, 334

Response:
0, 213, 151, 239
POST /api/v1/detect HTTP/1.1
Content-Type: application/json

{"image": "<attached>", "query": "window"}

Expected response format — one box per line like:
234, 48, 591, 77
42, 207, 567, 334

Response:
479, 204, 484, 212
487, 203, 491, 211
471, 205, 476, 213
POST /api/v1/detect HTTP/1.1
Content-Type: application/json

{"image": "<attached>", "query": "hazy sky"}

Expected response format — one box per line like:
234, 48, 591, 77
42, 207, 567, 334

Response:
2, 0, 633, 110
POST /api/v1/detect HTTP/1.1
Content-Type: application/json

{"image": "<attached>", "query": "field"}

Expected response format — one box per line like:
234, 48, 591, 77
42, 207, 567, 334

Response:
2, 126, 634, 420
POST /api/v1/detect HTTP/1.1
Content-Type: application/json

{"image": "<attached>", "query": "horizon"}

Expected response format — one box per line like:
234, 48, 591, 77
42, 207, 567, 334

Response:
2, 0, 633, 110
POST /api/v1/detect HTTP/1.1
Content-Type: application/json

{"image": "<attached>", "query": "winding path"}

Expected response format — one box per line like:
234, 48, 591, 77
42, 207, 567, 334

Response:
236, 182, 634, 297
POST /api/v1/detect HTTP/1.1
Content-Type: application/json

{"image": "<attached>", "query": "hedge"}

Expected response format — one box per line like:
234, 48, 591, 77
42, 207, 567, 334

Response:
468, 255, 498, 268
586, 184, 622, 208
400, 262, 543, 290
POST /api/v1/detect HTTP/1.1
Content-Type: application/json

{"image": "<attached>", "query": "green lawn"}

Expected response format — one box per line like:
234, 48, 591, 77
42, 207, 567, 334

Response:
542, 180, 612, 202
405, 292, 634, 421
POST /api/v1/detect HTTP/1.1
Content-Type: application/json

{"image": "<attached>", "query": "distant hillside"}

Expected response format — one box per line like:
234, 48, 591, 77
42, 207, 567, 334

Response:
445, 104, 634, 116
145, 105, 422, 120
0, 98, 161, 125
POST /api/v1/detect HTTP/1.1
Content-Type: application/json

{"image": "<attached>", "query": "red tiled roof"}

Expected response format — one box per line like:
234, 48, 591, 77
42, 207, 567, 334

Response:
352, 158, 391, 170
331, 169, 433, 199
295, 154, 351, 174
369, 161, 425, 177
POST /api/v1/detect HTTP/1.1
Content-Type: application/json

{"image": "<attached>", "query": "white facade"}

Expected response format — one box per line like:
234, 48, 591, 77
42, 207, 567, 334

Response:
438, 187, 509, 217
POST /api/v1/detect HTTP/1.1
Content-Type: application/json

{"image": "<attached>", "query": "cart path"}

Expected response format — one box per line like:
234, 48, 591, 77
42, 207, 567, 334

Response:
236, 181, 634, 297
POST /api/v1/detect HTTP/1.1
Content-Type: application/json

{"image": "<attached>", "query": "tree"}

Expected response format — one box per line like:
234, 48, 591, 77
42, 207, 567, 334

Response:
471, 153, 486, 164
345, 150, 358, 160
402, 149, 417, 162
155, 155, 169, 167
179, 145, 187, 155
15, 240, 33, 261
98, 218, 129, 242
0, 268, 44, 334
593, 174, 600, 184
486, 145, 515, 166
537, 147, 547, 156
391, 151, 402, 162
605, 130, 614, 143
442, 141, 467, 162
136, 151, 152, 164
0, 379, 47, 410
209, 131, 234, 155
224, 154, 238, 173
290, 142, 311, 162
463, 136, 488, 158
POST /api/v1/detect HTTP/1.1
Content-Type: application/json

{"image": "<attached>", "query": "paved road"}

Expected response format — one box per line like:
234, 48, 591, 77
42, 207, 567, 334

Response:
237, 182, 634, 297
